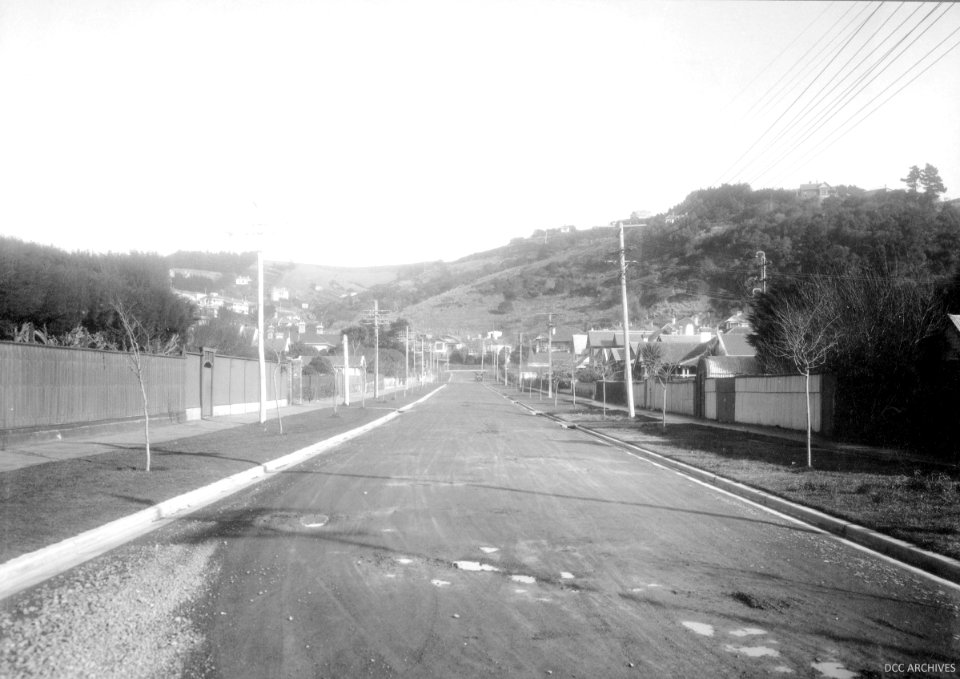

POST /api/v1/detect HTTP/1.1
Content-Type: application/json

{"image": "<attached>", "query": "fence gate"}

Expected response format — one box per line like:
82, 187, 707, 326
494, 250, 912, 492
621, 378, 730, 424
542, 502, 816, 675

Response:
201, 348, 215, 419
716, 377, 736, 423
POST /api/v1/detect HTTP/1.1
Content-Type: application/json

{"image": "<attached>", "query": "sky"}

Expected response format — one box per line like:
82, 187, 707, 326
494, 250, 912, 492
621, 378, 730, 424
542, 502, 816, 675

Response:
1, 0, 958, 267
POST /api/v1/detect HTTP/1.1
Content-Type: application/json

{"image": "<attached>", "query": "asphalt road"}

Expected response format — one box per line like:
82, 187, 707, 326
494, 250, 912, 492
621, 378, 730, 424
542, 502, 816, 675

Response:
153, 380, 957, 678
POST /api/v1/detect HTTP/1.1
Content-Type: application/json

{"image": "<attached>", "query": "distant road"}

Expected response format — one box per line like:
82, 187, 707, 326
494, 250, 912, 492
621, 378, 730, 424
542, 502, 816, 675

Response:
176, 382, 959, 678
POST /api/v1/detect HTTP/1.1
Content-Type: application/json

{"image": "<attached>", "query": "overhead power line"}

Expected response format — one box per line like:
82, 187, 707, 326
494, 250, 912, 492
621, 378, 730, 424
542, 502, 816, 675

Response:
716, 1, 884, 186
729, 1, 839, 115
756, 2, 953, 186
770, 12, 960, 186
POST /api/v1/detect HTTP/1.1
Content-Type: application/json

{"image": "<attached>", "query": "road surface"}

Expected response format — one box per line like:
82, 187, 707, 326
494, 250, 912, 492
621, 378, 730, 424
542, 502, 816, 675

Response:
178, 380, 960, 677
3, 379, 958, 678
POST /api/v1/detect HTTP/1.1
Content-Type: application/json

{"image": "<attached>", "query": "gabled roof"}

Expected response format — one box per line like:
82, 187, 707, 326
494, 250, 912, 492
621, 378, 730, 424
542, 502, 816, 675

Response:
587, 330, 646, 348
949, 314, 960, 334
699, 356, 761, 378
641, 337, 718, 367
717, 331, 756, 357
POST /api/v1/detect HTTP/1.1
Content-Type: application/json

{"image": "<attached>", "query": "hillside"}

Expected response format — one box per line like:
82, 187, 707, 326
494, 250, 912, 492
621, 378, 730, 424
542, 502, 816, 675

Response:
166, 182, 960, 339
3, 181, 957, 347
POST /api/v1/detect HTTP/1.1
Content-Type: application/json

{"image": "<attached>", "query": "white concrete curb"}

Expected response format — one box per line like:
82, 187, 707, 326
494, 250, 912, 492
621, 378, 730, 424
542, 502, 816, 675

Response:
0, 386, 446, 602
495, 388, 960, 586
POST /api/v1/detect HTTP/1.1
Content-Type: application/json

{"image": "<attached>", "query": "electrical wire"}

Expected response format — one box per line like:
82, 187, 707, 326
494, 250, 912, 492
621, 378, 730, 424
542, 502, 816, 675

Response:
772, 16, 960, 186
741, 2, 922, 184
720, 2, 884, 185
757, 3, 954, 186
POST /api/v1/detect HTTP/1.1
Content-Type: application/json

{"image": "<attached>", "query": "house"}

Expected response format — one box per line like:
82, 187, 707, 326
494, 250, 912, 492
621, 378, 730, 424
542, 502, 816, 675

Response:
636, 335, 722, 379
270, 286, 290, 302
168, 268, 222, 281
797, 182, 837, 202
235, 275, 253, 286
292, 325, 340, 354
720, 311, 750, 332
533, 328, 579, 354
716, 326, 756, 357
697, 355, 761, 378
222, 297, 250, 315
585, 330, 647, 371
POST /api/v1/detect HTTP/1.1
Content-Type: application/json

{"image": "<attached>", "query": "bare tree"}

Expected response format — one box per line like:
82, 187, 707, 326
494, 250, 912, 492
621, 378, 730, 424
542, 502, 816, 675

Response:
639, 342, 680, 430
113, 300, 179, 472
763, 289, 839, 467
271, 348, 285, 434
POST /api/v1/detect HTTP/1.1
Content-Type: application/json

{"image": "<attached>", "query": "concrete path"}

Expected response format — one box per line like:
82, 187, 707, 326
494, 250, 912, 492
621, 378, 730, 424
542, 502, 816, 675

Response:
0, 401, 332, 473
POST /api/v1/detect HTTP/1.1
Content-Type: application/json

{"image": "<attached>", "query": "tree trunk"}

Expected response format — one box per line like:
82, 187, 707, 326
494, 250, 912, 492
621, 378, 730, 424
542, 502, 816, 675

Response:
805, 370, 812, 468
661, 381, 667, 430
273, 363, 283, 434
138, 374, 150, 472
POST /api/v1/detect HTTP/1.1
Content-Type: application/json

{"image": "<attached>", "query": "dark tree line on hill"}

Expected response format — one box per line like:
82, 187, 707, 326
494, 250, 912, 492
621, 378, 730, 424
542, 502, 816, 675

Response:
637, 182, 959, 311
0, 237, 194, 350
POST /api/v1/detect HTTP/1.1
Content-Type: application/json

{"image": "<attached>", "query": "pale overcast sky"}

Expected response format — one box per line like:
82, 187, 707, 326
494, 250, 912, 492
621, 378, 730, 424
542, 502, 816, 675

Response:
1, 1, 958, 266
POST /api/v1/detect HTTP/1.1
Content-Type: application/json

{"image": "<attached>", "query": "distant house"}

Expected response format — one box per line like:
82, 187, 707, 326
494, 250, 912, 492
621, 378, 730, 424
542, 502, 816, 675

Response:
640, 335, 720, 378
585, 330, 647, 369
168, 268, 222, 281
716, 326, 756, 357
533, 327, 580, 354
665, 212, 687, 225
270, 286, 290, 302
197, 293, 225, 313
235, 275, 253, 286
720, 311, 751, 332
697, 355, 761, 378
797, 182, 837, 202
222, 297, 250, 315
293, 325, 339, 354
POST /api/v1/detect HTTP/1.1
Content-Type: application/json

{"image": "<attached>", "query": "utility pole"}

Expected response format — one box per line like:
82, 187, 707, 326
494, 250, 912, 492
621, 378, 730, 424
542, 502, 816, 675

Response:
342, 332, 350, 406
517, 332, 523, 392
404, 326, 410, 396
547, 315, 554, 398
618, 221, 636, 418
373, 301, 380, 399
257, 249, 267, 423
364, 300, 392, 400
756, 250, 767, 294
535, 313, 559, 398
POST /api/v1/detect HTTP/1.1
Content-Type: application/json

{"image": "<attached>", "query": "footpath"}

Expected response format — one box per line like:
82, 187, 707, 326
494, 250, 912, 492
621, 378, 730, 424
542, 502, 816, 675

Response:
496, 383, 960, 587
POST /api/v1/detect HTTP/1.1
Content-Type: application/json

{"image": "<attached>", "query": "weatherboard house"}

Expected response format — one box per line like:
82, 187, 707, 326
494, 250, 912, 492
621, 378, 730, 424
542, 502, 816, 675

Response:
797, 182, 837, 202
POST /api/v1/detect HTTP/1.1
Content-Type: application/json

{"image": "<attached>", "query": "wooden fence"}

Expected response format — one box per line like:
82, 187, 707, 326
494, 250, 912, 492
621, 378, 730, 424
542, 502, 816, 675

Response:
0, 342, 290, 433
0, 341, 185, 430
581, 373, 835, 436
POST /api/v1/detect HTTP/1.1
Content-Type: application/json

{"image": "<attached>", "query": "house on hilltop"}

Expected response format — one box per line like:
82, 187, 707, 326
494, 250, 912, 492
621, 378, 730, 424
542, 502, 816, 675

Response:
797, 182, 837, 202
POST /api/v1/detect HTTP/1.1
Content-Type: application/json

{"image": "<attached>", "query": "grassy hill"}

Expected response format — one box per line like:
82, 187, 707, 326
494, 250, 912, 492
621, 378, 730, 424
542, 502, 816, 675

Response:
312, 225, 728, 336
170, 182, 960, 339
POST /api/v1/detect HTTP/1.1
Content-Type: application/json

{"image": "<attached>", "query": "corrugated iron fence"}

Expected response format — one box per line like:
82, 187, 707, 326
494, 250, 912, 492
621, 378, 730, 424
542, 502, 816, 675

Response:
0, 341, 185, 430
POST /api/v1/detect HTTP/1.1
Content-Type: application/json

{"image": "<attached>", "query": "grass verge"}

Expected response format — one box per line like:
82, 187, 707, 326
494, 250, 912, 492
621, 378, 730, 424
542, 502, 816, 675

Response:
0, 395, 423, 565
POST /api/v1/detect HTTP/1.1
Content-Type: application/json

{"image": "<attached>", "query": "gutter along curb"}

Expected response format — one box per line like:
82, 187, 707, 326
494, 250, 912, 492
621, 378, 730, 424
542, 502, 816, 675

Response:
0, 386, 445, 602
501, 391, 960, 586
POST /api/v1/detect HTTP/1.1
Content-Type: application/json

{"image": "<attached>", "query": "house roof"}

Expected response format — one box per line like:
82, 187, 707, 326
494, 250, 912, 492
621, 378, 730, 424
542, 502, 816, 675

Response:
949, 314, 960, 334
641, 337, 718, 368
587, 330, 647, 348
699, 356, 761, 378
717, 331, 756, 357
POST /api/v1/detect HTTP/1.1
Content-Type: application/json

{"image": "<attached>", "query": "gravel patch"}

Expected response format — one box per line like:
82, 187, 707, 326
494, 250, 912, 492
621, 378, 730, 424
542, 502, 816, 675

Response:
0, 542, 217, 678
